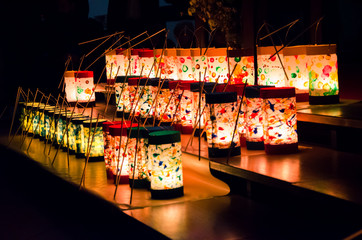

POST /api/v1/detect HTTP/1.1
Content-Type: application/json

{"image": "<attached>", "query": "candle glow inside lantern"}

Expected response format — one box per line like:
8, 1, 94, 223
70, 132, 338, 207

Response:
245, 86, 273, 150
177, 49, 194, 81
139, 50, 155, 78
307, 44, 339, 104
83, 119, 107, 162
164, 49, 178, 80
257, 46, 286, 87
227, 49, 255, 85
206, 48, 228, 83
109, 122, 138, 184
148, 130, 183, 199
191, 48, 208, 81
205, 92, 240, 157
260, 87, 298, 154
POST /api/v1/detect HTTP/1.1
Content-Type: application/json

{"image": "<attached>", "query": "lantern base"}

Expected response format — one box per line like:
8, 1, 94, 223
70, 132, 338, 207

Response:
181, 125, 193, 134
155, 120, 173, 127
87, 156, 104, 162
296, 92, 309, 102
309, 95, 339, 105
68, 101, 96, 108
140, 117, 153, 126
246, 141, 264, 150
265, 143, 298, 154
129, 178, 150, 189
116, 111, 124, 118
240, 135, 247, 148
113, 175, 129, 185
150, 186, 184, 199
208, 146, 241, 158
173, 123, 182, 132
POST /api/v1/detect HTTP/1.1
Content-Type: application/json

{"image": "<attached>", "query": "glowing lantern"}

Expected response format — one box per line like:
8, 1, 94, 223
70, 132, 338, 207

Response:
75, 71, 96, 105
39, 106, 56, 140
227, 49, 255, 85
206, 48, 228, 83
126, 77, 147, 119
138, 78, 154, 123
245, 86, 273, 150
139, 50, 155, 78
109, 122, 138, 184
130, 49, 141, 75
105, 49, 118, 85
190, 82, 215, 135
164, 49, 178, 79
177, 49, 194, 81
155, 79, 172, 125
61, 113, 84, 152
148, 130, 183, 199
64, 71, 77, 102
260, 87, 298, 154
48, 109, 69, 144
205, 92, 240, 157
72, 117, 90, 158
306, 44, 339, 104
54, 110, 69, 146
235, 85, 247, 147
191, 48, 208, 81
257, 46, 285, 87
153, 49, 165, 78
32, 103, 45, 137
115, 75, 139, 117
83, 119, 107, 161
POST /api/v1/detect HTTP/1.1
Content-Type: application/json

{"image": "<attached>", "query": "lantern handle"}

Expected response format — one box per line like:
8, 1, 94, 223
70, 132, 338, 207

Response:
284, 19, 301, 43
314, 16, 324, 45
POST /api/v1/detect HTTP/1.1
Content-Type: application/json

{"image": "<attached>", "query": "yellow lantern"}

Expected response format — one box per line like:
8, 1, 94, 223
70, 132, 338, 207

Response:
257, 46, 285, 87
260, 87, 298, 154
306, 44, 339, 104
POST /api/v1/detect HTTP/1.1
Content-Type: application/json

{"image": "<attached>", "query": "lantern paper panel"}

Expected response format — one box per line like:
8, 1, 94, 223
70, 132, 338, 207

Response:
139, 50, 155, 78
139, 84, 153, 119
283, 46, 309, 90
127, 80, 142, 118
180, 86, 194, 134
64, 71, 77, 102
83, 120, 106, 161
191, 48, 208, 81
228, 49, 255, 85
105, 50, 119, 82
153, 49, 164, 78
257, 46, 285, 87
164, 49, 178, 80
207, 48, 228, 83
155, 82, 173, 123
115, 83, 127, 112
73, 118, 89, 158
75, 71, 96, 103
128, 137, 148, 183
110, 135, 129, 177
130, 52, 140, 76
307, 44, 339, 103
177, 49, 194, 81
261, 87, 298, 154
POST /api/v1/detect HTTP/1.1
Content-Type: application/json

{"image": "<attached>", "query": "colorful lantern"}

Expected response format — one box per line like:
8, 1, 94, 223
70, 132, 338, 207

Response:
138, 78, 154, 122
191, 48, 208, 81
73, 117, 90, 158
139, 50, 155, 78
235, 85, 247, 147
83, 119, 107, 162
64, 71, 77, 102
164, 49, 178, 80
177, 49, 194, 81
206, 48, 228, 83
245, 86, 273, 150
153, 49, 165, 78
257, 46, 286, 87
126, 77, 147, 119
155, 79, 172, 125
105, 49, 119, 85
227, 49, 255, 85
260, 87, 298, 154
205, 92, 240, 157
109, 122, 138, 184
61, 113, 84, 152
148, 130, 183, 199
130, 49, 141, 76
75, 71, 96, 104
39, 106, 56, 140
306, 44, 339, 104
115, 75, 139, 117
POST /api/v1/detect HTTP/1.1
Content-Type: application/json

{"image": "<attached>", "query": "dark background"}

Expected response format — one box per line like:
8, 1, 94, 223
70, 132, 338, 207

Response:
1, 0, 361, 123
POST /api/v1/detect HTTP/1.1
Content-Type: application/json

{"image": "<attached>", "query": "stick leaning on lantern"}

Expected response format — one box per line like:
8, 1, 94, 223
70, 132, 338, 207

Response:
44, 94, 61, 154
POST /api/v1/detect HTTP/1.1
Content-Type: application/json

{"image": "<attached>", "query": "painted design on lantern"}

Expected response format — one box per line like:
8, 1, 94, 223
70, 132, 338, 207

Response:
64, 75, 77, 102
164, 56, 178, 79
62, 121, 76, 151
115, 83, 128, 112
103, 130, 112, 170
192, 92, 206, 129
207, 56, 228, 83
177, 56, 194, 80
140, 57, 155, 78
156, 89, 173, 122
75, 123, 85, 155
230, 56, 255, 85
84, 126, 104, 157
245, 98, 264, 142
192, 56, 207, 81
139, 86, 153, 118
257, 54, 285, 87
32, 109, 40, 136
56, 118, 65, 145
237, 97, 247, 136
284, 55, 308, 90
128, 138, 148, 180
128, 85, 141, 117
263, 97, 298, 145
308, 54, 338, 96
110, 135, 129, 176
206, 102, 240, 149
105, 54, 119, 80
149, 142, 183, 190
76, 77, 95, 102
130, 55, 140, 75
180, 91, 194, 128
154, 55, 165, 78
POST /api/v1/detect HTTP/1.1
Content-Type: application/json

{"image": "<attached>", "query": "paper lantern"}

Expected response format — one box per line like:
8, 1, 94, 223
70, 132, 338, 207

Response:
102, 121, 119, 178
109, 122, 138, 184
260, 87, 298, 154
105, 49, 119, 85
206, 48, 228, 83
257, 46, 286, 87
153, 49, 165, 78
54, 110, 68, 146
306, 44, 339, 104
164, 49, 178, 79
148, 130, 183, 199
155, 79, 172, 125
60, 113, 84, 152
205, 92, 240, 157
139, 50, 155, 78
227, 49, 255, 85
72, 117, 90, 158
245, 86, 273, 150
190, 82, 215, 135
235, 85, 247, 147
138, 78, 154, 122
130, 49, 141, 75
114, 75, 139, 117
32, 103, 45, 137
64, 71, 77, 102
126, 77, 147, 119
39, 106, 56, 140
75, 71, 96, 104
176, 49, 194, 81
191, 48, 208, 81
83, 119, 107, 161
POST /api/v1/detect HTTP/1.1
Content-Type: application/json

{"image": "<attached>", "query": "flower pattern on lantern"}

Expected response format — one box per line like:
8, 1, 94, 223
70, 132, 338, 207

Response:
206, 48, 228, 83
148, 141, 183, 190
257, 46, 285, 87
232, 56, 255, 85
